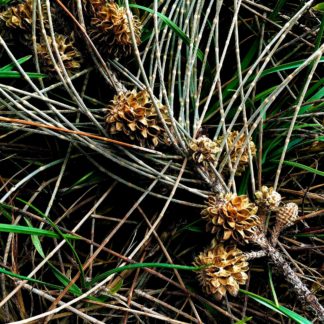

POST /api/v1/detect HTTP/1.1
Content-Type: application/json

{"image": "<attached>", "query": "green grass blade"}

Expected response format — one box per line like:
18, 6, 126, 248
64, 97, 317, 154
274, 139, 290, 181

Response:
260, 57, 324, 78
305, 77, 324, 100
262, 137, 282, 164
0, 55, 32, 72
0, 223, 80, 239
0, 55, 46, 79
278, 161, 324, 177
268, 266, 279, 307
50, 266, 83, 296
0, 0, 12, 6
0, 203, 13, 221
24, 218, 46, 258
0, 71, 46, 79
90, 263, 202, 286
254, 86, 278, 102
0, 267, 63, 290
240, 289, 312, 324
313, 3, 324, 12
270, 0, 287, 19
314, 12, 324, 50
301, 84, 324, 114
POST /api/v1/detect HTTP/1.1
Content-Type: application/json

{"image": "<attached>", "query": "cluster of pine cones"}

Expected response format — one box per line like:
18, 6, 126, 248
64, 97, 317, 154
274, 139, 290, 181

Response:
194, 185, 299, 301
0, 1, 175, 149
189, 131, 257, 174
0, 1, 173, 150
0, 1, 302, 305
0, 0, 141, 75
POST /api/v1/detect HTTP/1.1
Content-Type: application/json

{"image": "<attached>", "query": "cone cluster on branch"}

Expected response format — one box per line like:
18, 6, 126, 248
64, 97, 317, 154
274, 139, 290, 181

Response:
88, 1, 142, 57
216, 131, 256, 174
189, 131, 256, 176
201, 193, 260, 243
194, 242, 249, 300
105, 90, 171, 148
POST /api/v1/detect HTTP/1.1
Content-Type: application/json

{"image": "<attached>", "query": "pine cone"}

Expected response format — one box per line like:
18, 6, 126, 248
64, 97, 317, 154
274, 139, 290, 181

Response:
201, 193, 260, 243
194, 243, 249, 300
0, 0, 33, 30
88, 1, 142, 57
255, 186, 281, 211
271, 202, 299, 246
189, 136, 220, 166
36, 33, 82, 77
0, 0, 56, 31
276, 202, 299, 228
216, 131, 256, 175
105, 90, 171, 148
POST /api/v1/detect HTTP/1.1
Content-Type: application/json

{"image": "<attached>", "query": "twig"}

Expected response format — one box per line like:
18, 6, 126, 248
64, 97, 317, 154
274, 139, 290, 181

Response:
252, 231, 324, 320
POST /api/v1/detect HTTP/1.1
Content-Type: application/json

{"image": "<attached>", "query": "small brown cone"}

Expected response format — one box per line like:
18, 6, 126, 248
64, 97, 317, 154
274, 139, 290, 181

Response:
255, 186, 281, 211
271, 202, 299, 246
189, 136, 220, 166
36, 33, 82, 77
0, 0, 33, 31
88, 1, 142, 57
201, 193, 260, 243
105, 90, 171, 148
0, 0, 55, 32
216, 131, 256, 175
194, 242, 249, 300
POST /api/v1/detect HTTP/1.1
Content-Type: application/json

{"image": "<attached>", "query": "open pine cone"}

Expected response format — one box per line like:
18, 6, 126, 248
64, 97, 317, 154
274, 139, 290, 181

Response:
217, 131, 256, 175
0, 0, 33, 30
88, 1, 142, 57
194, 243, 249, 300
36, 33, 82, 77
201, 193, 260, 243
0, 0, 55, 32
105, 90, 171, 148
189, 136, 220, 166
255, 186, 281, 211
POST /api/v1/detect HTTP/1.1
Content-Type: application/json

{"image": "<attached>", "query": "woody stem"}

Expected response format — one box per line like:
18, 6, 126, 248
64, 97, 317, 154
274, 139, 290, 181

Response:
252, 232, 324, 321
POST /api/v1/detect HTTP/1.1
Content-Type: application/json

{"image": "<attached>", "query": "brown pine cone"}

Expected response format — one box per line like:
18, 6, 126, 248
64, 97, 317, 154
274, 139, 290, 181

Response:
194, 242, 249, 300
